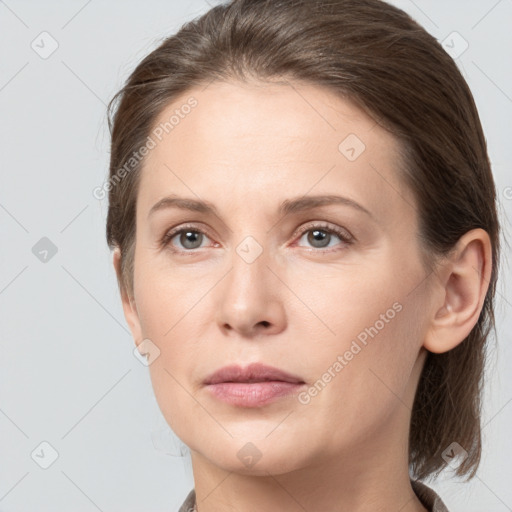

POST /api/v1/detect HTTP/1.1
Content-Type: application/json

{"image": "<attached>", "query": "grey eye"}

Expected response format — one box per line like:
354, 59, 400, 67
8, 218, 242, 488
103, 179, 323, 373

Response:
176, 230, 206, 250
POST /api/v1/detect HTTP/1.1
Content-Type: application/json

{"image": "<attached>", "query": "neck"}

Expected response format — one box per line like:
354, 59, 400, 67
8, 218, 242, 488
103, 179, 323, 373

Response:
188, 404, 428, 512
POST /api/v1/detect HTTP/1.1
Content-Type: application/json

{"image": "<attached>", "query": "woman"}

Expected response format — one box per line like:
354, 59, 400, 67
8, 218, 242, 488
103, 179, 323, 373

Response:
105, 0, 500, 510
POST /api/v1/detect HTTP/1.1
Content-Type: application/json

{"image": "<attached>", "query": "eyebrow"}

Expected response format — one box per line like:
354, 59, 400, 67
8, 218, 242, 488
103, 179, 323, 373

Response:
147, 194, 373, 219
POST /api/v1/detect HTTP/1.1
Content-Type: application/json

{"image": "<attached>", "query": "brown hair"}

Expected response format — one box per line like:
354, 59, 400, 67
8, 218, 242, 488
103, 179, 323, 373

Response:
106, 0, 500, 481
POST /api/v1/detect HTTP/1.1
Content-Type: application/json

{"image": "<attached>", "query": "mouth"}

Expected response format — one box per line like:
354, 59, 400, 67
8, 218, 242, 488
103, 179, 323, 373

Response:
203, 362, 306, 407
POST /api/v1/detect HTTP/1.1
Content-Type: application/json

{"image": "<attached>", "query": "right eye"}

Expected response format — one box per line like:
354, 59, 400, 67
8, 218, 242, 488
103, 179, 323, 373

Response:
160, 224, 215, 253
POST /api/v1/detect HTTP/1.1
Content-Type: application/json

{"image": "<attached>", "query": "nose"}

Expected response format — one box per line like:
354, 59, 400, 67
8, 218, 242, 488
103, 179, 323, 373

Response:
215, 244, 286, 338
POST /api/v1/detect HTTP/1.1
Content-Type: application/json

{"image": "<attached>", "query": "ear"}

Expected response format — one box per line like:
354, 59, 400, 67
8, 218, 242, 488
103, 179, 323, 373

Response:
423, 228, 493, 354
113, 247, 143, 347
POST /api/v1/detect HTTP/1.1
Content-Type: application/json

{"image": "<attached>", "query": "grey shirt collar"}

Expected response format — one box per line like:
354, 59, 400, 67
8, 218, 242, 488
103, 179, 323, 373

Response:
178, 478, 450, 511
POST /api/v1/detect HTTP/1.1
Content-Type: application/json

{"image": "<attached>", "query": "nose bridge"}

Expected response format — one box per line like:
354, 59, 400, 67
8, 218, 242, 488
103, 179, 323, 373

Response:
215, 228, 285, 335
226, 232, 271, 309
225, 208, 271, 287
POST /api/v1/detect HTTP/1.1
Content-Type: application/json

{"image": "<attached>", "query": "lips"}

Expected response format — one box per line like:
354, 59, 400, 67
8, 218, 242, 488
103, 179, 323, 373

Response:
203, 362, 305, 385
203, 362, 306, 407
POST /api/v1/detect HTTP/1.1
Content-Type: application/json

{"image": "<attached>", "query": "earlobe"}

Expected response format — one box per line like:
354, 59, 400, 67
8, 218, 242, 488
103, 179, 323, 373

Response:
112, 247, 143, 346
423, 228, 492, 354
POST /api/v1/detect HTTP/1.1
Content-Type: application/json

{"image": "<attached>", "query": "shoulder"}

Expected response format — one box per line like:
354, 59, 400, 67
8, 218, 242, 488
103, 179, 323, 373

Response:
411, 479, 450, 512
178, 488, 196, 512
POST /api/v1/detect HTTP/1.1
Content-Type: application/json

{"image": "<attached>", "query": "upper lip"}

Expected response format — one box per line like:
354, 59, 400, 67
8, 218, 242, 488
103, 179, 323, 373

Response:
203, 362, 305, 385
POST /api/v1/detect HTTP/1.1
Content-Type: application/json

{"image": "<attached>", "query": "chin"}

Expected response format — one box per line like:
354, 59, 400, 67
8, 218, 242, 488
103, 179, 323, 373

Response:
191, 435, 312, 476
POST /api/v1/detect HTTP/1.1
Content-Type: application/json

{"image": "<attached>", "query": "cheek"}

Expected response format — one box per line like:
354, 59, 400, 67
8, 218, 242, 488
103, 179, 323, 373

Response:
291, 259, 404, 349
133, 252, 211, 339
292, 298, 425, 452
132, 253, 222, 402
294, 257, 427, 414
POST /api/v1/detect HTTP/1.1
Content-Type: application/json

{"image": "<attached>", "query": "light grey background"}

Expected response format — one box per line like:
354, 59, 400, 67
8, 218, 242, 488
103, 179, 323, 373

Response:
0, 0, 511, 510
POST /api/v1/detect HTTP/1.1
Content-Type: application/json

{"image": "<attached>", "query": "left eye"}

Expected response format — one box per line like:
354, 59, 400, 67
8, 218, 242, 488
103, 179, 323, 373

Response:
295, 225, 352, 250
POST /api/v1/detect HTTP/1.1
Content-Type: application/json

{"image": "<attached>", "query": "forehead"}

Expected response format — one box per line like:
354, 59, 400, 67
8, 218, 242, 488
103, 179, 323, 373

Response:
150, 80, 388, 155
138, 80, 416, 224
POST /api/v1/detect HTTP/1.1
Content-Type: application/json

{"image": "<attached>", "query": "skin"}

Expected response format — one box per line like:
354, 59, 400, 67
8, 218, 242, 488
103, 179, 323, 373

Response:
114, 80, 492, 511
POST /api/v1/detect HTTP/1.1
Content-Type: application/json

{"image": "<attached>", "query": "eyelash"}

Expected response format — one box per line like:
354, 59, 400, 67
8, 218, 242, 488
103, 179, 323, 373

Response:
160, 222, 354, 256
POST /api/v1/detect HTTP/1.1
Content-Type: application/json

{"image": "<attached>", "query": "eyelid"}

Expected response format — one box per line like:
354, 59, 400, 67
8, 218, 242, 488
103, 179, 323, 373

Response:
292, 221, 353, 243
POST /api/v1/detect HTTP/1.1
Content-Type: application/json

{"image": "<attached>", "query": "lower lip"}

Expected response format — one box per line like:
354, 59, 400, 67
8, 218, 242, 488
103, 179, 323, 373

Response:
205, 381, 305, 407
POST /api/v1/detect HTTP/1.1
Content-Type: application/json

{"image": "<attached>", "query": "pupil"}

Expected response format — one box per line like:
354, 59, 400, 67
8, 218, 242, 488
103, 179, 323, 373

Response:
309, 229, 329, 248
182, 231, 201, 249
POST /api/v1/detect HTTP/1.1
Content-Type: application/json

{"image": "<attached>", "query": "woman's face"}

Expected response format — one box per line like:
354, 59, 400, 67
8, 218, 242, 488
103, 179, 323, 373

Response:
123, 80, 436, 475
